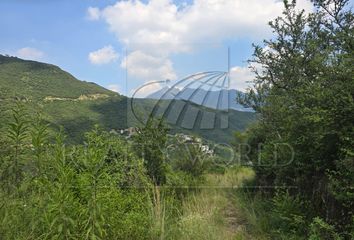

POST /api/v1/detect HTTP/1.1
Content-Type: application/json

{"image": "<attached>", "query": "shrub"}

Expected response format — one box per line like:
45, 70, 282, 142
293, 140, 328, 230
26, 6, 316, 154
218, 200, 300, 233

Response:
309, 217, 341, 240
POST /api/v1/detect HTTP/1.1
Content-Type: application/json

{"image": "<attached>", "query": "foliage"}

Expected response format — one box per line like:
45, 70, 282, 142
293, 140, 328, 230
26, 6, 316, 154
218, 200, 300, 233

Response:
1, 102, 30, 191
0, 107, 154, 239
170, 137, 211, 178
238, 0, 353, 238
0, 101, 257, 239
133, 119, 169, 185
309, 217, 341, 240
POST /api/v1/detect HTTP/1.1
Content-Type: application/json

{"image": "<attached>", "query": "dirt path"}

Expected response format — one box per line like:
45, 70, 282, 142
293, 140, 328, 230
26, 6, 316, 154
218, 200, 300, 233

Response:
173, 167, 255, 240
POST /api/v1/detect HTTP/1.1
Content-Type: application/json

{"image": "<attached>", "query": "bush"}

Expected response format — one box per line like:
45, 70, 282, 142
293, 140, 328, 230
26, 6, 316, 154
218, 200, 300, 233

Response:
309, 217, 341, 240
0, 111, 154, 239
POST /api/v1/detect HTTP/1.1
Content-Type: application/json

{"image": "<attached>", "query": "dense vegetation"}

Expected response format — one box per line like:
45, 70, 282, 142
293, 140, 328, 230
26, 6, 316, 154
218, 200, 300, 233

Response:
236, 0, 353, 238
0, 104, 149, 239
0, 102, 226, 239
0, 0, 352, 239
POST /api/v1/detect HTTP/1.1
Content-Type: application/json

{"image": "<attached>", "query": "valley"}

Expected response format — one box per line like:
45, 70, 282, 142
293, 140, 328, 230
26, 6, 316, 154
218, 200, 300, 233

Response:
0, 54, 255, 144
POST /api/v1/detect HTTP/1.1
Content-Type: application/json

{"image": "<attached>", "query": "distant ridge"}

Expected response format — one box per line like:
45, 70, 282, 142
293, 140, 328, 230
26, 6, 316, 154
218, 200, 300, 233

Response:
146, 87, 253, 112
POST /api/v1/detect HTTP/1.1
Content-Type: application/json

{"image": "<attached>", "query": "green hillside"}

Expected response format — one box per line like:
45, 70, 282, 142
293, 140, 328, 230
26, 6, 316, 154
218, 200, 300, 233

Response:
0, 55, 115, 100
0, 55, 255, 143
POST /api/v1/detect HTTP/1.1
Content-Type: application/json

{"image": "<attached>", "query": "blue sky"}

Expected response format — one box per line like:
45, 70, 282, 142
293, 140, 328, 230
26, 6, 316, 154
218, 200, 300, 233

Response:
0, 0, 122, 91
1, 0, 344, 96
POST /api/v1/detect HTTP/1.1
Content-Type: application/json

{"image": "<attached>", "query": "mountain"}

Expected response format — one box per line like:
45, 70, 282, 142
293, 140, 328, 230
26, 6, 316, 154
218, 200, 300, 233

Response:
0, 55, 256, 143
146, 87, 253, 112
0, 55, 115, 100
0, 54, 126, 142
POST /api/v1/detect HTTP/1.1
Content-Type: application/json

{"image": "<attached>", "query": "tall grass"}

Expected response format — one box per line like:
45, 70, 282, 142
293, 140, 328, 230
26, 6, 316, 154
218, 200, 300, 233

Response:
165, 166, 256, 240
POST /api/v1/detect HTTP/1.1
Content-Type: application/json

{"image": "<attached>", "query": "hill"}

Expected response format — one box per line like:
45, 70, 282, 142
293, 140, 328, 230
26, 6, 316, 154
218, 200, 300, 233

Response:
0, 55, 255, 143
0, 55, 115, 100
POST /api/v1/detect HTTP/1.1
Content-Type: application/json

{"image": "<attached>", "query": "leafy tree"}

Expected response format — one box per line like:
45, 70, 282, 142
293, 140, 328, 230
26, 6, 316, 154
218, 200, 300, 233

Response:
239, 0, 353, 237
133, 119, 168, 185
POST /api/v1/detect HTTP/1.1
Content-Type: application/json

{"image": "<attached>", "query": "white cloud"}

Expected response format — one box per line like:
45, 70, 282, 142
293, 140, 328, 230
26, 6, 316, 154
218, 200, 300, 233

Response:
88, 45, 118, 65
107, 84, 121, 93
91, 0, 313, 82
87, 7, 100, 20
16, 47, 44, 61
229, 66, 255, 92
98, 0, 312, 55
121, 50, 176, 82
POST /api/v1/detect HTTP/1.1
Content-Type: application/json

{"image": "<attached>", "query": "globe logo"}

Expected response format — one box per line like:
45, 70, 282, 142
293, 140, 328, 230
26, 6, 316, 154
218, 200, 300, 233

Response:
130, 71, 230, 130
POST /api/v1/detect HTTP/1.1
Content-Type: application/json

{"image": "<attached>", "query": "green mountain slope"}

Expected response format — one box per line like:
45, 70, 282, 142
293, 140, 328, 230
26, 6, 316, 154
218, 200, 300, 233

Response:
0, 55, 125, 142
0, 55, 115, 100
0, 55, 255, 143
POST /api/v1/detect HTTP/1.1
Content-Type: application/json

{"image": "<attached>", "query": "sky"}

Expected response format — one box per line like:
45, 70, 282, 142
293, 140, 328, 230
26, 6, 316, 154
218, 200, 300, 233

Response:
0, 0, 323, 96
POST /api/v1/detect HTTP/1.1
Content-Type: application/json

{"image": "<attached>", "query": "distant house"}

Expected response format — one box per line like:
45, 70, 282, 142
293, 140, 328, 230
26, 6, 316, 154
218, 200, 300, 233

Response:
175, 133, 213, 155
201, 145, 214, 155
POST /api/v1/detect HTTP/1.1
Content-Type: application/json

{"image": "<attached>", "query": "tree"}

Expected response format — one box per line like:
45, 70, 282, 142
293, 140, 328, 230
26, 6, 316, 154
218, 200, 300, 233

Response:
240, 0, 353, 236
133, 119, 168, 185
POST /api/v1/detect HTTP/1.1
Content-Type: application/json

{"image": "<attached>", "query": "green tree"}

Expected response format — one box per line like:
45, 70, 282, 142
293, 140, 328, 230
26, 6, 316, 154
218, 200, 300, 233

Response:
133, 119, 168, 185
240, 0, 353, 237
